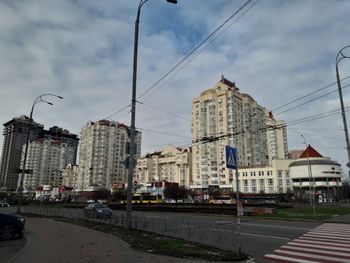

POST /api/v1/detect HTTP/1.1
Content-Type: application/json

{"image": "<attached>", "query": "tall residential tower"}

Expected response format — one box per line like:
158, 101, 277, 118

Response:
76, 120, 142, 191
191, 76, 288, 191
0, 116, 43, 191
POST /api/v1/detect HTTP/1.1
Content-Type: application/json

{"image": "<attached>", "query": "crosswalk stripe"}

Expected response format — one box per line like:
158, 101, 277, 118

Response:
281, 245, 350, 257
293, 239, 350, 248
308, 231, 350, 238
303, 233, 350, 241
264, 254, 320, 263
274, 249, 350, 262
299, 236, 350, 244
264, 223, 350, 263
288, 242, 350, 252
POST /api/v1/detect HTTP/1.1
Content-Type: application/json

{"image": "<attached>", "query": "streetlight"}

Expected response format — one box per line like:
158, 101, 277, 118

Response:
336, 45, 350, 173
127, 0, 177, 229
300, 135, 316, 217
17, 93, 63, 213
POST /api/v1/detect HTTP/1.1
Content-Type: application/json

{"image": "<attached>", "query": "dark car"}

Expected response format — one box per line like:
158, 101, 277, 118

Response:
0, 213, 25, 240
0, 202, 10, 208
84, 203, 112, 219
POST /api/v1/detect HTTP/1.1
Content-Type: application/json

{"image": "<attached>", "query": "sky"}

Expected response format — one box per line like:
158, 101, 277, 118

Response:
1, 0, 350, 180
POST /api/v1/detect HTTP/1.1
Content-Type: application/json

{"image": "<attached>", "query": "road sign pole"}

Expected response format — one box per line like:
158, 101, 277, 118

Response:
235, 166, 241, 256
225, 145, 241, 256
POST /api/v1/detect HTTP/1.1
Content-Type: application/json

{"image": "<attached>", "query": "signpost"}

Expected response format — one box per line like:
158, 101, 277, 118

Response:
225, 145, 241, 256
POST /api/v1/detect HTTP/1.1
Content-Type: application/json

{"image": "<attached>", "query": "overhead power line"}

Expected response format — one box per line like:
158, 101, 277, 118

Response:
137, 0, 255, 101
103, 0, 259, 121
192, 106, 350, 145
272, 76, 350, 113
136, 101, 191, 122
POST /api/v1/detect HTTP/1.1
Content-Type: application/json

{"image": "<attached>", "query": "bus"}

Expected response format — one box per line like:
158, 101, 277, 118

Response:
209, 195, 235, 204
141, 194, 163, 204
121, 193, 163, 204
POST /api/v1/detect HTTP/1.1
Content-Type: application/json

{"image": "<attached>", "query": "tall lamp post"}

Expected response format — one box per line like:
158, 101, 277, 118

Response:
300, 135, 316, 217
127, 0, 177, 230
336, 45, 350, 174
17, 94, 63, 213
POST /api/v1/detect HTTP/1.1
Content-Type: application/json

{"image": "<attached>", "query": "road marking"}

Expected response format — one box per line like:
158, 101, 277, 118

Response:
274, 249, 350, 262
299, 236, 350, 244
242, 222, 313, 231
281, 245, 350, 257
293, 238, 350, 248
303, 233, 350, 240
264, 254, 319, 263
241, 232, 290, 240
264, 223, 350, 262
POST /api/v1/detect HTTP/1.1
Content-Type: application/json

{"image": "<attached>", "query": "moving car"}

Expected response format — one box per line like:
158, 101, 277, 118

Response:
0, 201, 10, 208
0, 213, 25, 240
84, 203, 112, 219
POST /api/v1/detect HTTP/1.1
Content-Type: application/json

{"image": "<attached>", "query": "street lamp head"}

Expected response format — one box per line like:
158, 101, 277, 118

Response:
57, 96, 63, 99
166, 0, 177, 4
47, 102, 53, 105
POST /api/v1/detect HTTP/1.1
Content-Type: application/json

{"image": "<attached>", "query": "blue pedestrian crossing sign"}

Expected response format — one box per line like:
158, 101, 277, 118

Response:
225, 145, 237, 169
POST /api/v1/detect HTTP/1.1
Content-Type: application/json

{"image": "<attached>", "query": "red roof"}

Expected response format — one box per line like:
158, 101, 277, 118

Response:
300, 145, 323, 158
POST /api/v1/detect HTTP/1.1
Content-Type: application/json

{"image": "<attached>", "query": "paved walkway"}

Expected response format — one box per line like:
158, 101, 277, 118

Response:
7, 217, 242, 263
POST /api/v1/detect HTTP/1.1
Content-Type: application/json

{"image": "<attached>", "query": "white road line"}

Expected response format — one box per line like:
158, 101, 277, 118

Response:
264, 254, 319, 263
312, 229, 350, 235
241, 232, 290, 240
288, 242, 350, 252
242, 222, 312, 231
322, 223, 350, 228
299, 236, 350, 244
282, 245, 350, 256
293, 238, 350, 248
274, 249, 350, 262
308, 231, 350, 238
303, 233, 350, 240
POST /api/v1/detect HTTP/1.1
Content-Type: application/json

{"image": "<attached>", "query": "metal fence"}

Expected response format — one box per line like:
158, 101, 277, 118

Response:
22, 206, 239, 251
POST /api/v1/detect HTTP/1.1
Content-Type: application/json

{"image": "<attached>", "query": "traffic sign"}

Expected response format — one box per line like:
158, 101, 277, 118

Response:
225, 145, 237, 169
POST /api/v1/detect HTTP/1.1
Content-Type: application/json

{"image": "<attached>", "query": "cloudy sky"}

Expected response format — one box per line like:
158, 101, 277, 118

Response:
1, 0, 350, 179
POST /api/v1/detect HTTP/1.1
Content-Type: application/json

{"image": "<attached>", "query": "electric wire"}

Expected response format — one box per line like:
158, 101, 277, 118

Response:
274, 83, 350, 116
140, 0, 261, 102
272, 76, 350, 113
136, 0, 255, 101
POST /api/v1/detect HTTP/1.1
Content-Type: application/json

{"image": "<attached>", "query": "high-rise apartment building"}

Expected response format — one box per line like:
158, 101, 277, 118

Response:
19, 139, 76, 194
40, 126, 79, 164
62, 164, 79, 189
191, 76, 288, 191
0, 116, 43, 191
76, 120, 142, 191
136, 145, 192, 188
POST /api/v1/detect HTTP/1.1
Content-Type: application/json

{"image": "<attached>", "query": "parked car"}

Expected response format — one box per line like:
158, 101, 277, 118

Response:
0, 213, 25, 240
0, 201, 10, 208
84, 203, 112, 219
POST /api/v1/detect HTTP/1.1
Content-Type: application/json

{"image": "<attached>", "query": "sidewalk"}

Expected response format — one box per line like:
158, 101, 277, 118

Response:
7, 217, 246, 263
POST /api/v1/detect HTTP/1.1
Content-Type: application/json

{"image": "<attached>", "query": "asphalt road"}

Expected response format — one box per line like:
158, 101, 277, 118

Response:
128, 211, 322, 262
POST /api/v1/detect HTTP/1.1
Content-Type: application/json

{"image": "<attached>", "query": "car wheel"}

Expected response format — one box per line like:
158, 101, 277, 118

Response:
0, 225, 15, 240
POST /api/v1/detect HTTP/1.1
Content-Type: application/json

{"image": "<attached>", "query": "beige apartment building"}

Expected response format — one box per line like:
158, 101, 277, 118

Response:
76, 120, 141, 191
191, 76, 288, 191
62, 164, 79, 189
236, 159, 293, 194
136, 145, 192, 188
19, 139, 76, 194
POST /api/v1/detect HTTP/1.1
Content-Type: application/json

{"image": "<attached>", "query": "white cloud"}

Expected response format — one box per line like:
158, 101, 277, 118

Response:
1, 0, 350, 177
